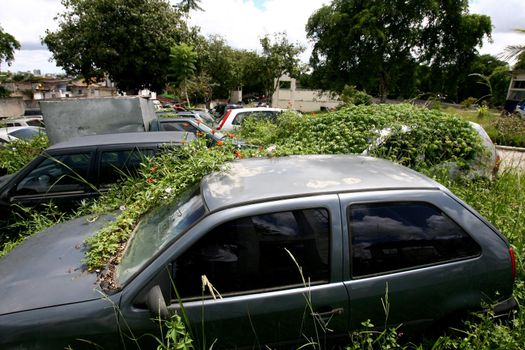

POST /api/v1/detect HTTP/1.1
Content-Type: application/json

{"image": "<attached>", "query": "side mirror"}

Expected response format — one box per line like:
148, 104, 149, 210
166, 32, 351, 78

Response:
146, 285, 169, 319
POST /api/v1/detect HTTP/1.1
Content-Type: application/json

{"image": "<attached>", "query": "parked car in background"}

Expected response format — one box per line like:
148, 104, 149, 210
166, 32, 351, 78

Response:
216, 107, 284, 131
150, 117, 253, 149
0, 155, 516, 349
191, 109, 216, 126
212, 103, 244, 119
156, 110, 211, 124
362, 121, 500, 178
150, 117, 224, 146
1, 116, 45, 128
0, 126, 46, 145
515, 100, 525, 118
0, 131, 195, 216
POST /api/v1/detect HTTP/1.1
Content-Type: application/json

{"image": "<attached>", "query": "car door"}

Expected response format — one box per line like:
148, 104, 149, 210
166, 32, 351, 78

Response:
339, 190, 485, 331
7, 150, 96, 209
120, 195, 349, 349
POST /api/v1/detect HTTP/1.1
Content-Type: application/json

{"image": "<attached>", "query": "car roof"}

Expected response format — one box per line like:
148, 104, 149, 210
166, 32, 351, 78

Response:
201, 154, 442, 212
157, 117, 198, 123
47, 131, 196, 151
229, 107, 283, 113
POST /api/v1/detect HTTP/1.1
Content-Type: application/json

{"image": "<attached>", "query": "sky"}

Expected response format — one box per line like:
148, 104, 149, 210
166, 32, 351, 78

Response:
0, 0, 524, 75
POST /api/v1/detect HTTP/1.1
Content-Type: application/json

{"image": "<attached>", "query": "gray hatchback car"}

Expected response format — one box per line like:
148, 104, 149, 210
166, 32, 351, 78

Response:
0, 155, 517, 349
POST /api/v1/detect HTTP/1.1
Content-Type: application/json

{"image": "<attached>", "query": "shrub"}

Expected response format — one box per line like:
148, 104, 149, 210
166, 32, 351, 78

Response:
239, 103, 484, 172
0, 134, 48, 174
340, 85, 373, 106
461, 97, 478, 109
489, 115, 525, 147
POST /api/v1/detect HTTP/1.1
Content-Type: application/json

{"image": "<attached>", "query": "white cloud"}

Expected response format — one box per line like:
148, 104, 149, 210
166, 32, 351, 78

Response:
186, 0, 329, 62
469, 0, 525, 60
0, 0, 64, 73
470, 0, 525, 34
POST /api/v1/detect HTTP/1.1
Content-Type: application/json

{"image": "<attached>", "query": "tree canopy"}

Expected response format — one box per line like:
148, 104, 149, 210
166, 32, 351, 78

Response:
503, 29, 525, 70
259, 32, 304, 99
0, 25, 20, 69
306, 0, 492, 101
43, 0, 187, 92
176, 0, 203, 14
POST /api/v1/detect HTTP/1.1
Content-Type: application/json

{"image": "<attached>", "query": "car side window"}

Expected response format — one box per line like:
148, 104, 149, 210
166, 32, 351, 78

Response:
15, 153, 91, 195
172, 208, 330, 300
99, 149, 154, 186
348, 202, 481, 277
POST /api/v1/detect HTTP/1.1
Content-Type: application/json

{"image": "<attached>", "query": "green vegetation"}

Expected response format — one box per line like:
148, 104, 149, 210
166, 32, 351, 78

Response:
43, 0, 188, 92
444, 106, 525, 148
0, 134, 48, 174
239, 104, 484, 172
0, 25, 20, 67
306, 0, 492, 102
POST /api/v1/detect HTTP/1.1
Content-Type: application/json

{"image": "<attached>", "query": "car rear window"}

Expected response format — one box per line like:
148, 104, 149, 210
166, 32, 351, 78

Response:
232, 111, 278, 125
348, 201, 481, 277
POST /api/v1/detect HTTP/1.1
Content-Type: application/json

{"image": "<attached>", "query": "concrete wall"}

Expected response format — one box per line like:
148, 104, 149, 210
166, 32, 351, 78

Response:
40, 96, 156, 144
0, 97, 25, 118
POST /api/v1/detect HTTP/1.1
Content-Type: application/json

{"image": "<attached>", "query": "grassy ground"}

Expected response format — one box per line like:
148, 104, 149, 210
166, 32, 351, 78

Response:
443, 106, 525, 148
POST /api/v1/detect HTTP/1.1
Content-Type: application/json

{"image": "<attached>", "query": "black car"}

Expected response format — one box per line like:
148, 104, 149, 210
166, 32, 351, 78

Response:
0, 131, 194, 216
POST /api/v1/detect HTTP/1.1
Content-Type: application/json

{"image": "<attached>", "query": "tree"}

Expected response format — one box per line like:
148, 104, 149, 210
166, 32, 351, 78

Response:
306, 0, 492, 101
514, 51, 525, 70
176, 0, 203, 14
259, 32, 304, 101
43, 0, 187, 93
167, 43, 197, 106
196, 35, 239, 99
460, 54, 508, 103
0, 26, 20, 70
503, 28, 525, 66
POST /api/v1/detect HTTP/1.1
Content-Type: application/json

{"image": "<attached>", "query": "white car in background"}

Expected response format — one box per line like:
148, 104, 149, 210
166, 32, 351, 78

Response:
515, 101, 525, 119
216, 107, 284, 131
0, 126, 46, 145
1, 116, 45, 128
362, 121, 500, 179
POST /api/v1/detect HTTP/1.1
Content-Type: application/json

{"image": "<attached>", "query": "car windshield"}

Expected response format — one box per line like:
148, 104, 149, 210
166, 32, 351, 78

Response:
8, 128, 43, 140
117, 186, 206, 284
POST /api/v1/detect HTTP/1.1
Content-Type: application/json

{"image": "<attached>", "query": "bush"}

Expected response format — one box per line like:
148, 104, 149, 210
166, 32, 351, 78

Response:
239, 103, 484, 172
340, 85, 373, 106
461, 97, 478, 109
488, 115, 525, 147
0, 135, 48, 174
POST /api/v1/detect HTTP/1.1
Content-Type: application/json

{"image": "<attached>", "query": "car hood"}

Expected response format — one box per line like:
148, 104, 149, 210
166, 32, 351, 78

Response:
0, 213, 116, 315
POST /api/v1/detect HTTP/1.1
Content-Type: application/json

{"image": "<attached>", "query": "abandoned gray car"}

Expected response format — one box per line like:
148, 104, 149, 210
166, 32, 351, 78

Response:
0, 155, 517, 349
